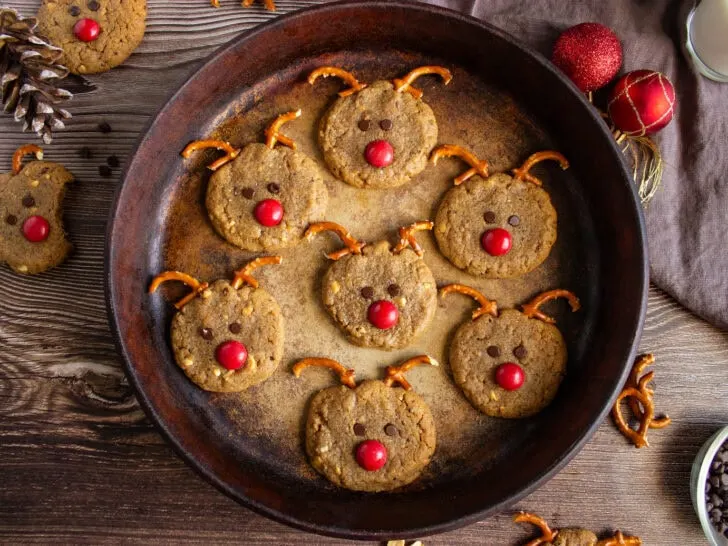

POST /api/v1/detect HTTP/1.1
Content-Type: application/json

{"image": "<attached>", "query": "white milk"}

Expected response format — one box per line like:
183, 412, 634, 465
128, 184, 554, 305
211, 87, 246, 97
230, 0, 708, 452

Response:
687, 0, 728, 81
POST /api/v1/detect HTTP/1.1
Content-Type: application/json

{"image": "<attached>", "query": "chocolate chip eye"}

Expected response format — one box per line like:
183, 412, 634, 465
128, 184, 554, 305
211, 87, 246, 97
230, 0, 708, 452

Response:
22, 195, 35, 208
198, 327, 213, 340
87, 0, 100, 10
513, 344, 527, 360
508, 215, 520, 226
229, 322, 242, 334
358, 119, 371, 131
360, 286, 374, 299
387, 283, 400, 297
486, 345, 500, 358
267, 182, 280, 194
384, 423, 398, 436
240, 187, 255, 199
69, 5, 81, 15
484, 211, 496, 224
353, 423, 366, 436
379, 119, 393, 131
5, 214, 17, 226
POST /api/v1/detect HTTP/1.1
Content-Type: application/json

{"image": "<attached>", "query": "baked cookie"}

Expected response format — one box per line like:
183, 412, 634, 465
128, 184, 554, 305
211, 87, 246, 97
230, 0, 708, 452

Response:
182, 110, 328, 252
306, 221, 437, 350
148, 257, 284, 393
0, 145, 73, 274
309, 66, 451, 189
293, 355, 437, 492
37, 0, 147, 75
431, 145, 569, 278
514, 512, 639, 546
441, 284, 580, 418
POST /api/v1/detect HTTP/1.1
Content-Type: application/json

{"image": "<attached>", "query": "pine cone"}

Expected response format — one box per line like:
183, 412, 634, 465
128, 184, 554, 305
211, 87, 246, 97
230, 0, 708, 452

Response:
0, 9, 72, 144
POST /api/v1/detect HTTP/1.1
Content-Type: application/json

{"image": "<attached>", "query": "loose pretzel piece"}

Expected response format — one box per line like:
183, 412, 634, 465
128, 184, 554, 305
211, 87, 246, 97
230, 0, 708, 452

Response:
612, 387, 654, 448
627, 354, 671, 429
511, 151, 569, 187
292, 358, 357, 389
430, 144, 489, 185
148, 271, 210, 310
384, 355, 438, 391
596, 531, 642, 546
265, 109, 301, 150
308, 67, 367, 97
242, 0, 276, 10
12, 144, 44, 174
304, 221, 366, 260
392, 221, 433, 256
393, 66, 453, 99
232, 255, 282, 290
181, 140, 240, 171
521, 289, 580, 324
440, 284, 498, 320
513, 512, 558, 546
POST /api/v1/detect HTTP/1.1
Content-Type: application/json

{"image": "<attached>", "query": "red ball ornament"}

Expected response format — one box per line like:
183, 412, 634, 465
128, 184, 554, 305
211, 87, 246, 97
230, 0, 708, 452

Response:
481, 228, 512, 256
215, 340, 248, 370
254, 199, 283, 227
552, 22, 623, 92
495, 362, 525, 391
22, 215, 50, 242
607, 70, 676, 136
73, 18, 101, 42
355, 440, 388, 471
367, 300, 399, 330
364, 140, 394, 168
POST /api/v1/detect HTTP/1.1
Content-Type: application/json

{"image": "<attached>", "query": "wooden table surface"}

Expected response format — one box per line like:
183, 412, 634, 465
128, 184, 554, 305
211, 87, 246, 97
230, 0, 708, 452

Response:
1, 1, 727, 544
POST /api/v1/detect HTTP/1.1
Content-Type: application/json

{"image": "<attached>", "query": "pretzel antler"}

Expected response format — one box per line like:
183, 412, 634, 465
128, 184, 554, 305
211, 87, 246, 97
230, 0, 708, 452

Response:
393, 66, 453, 99
292, 358, 357, 389
513, 512, 558, 546
430, 144, 489, 185
148, 271, 209, 310
265, 109, 301, 150
392, 221, 433, 256
521, 289, 580, 324
440, 284, 498, 320
511, 151, 569, 187
627, 354, 671, 429
308, 66, 367, 97
181, 140, 240, 171
384, 355, 438, 391
12, 144, 44, 174
596, 531, 642, 545
232, 256, 282, 289
304, 221, 366, 260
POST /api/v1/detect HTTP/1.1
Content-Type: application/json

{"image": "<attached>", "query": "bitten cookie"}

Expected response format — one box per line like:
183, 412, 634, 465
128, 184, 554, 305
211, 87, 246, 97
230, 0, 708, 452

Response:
183, 110, 328, 252
293, 355, 437, 492
306, 221, 437, 350
309, 66, 451, 189
37, 0, 147, 74
0, 145, 73, 274
442, 285, 580, 418
149, 257, 284, 393
432, 145, 569, 279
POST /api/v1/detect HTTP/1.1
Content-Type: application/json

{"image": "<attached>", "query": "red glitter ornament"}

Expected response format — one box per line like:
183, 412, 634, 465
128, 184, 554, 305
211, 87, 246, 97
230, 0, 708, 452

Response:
552, 22, 623, 93
607, 70, 676, 137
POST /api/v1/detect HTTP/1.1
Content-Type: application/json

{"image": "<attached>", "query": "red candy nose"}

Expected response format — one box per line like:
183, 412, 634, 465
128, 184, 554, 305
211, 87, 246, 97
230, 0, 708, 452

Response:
73, 18, 101, 42
355, 440, 388, 471
364, 140, 394, 168
481, 228, 512, 256
367, 300, 399, 330
254, 199, 283, 227
215, 340, 248, 370
22, 215, 50, 242
495, 362, 525, 391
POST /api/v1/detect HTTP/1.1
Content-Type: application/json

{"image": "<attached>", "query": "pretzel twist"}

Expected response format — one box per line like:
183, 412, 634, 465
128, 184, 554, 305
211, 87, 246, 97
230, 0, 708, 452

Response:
511, 151, 569, 187
596, 531, 642, 545
265, 109, 301, 150
430, 144, 489, 185
384, 355, 438, 391
440, 284, 498, 320
393, 66, 453, 99
241, 0, 276, 10
627, 353, 671, 429
521, 289, 580, 324
232, 256, 282, 290
304, 221, 366, 260
292, 358, 357, 389
513, 512, 558, 546
181, 139, 240, 171
308, 66, 367, 97
148, 271, 209, 310
12, 144, 44, 174
392, 221, 433, 256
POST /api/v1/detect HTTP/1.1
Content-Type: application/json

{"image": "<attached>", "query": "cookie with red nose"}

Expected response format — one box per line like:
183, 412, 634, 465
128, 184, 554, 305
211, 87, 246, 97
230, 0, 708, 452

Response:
148, 257, 284, 393
0, 145, 73, 274
306, 221, 437, 350
293, 355, 437, 492
37, 0, 146, 74
309, 66, 452, 189
441, 284, 580, 418
183, 110, 328, 252
432, 145, 569, 279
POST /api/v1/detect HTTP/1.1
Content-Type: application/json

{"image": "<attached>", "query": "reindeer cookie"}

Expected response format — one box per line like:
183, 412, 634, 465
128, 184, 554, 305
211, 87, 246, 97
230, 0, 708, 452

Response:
309, 66, 451, 189
0, 145, 73, 274
148, 257, 284, 393
293, 355, 437, 492
431, 145, 569, 278
306, 221, 437, 350
441, 284, 580, 418
182, 110, 328, 252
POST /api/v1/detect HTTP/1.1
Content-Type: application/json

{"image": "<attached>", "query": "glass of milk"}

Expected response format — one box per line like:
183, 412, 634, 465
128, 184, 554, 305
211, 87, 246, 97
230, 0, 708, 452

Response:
686, 0, 728, 82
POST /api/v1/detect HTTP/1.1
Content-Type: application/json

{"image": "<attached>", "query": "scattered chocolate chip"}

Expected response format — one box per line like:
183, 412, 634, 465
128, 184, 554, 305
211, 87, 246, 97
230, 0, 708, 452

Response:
5, 214, 17, 226
358, 119, 371, 131
513, 344, 528, 360
508, 215, 521, 226
712, 493, 724, 507
353, 423, 366, 436
87, 0, 100, 10
379, 119, 393, 131
107, 155, 120, 168
712, 476, 721, 488
229, 322, 241, 334
21, 195, 35, 208
198, 327, 213, 341
486, 345, 500, 358
384, 424, 398, 436
78, 146, 92, 159
241, 187, 255, 199
387, 283, 400, 297
99, 165, 112, 177
69, 5, 81, 16
484, 211, 496, 223
267, 182, 280, 194
360, 286, 374, 299
97, 121, 112, 133
711, 508, 723, 523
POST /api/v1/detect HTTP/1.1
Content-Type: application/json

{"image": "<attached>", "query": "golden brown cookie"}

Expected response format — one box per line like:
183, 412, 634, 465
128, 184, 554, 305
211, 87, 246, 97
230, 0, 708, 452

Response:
37, 0, 147, 74
552, 528, 598, 546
